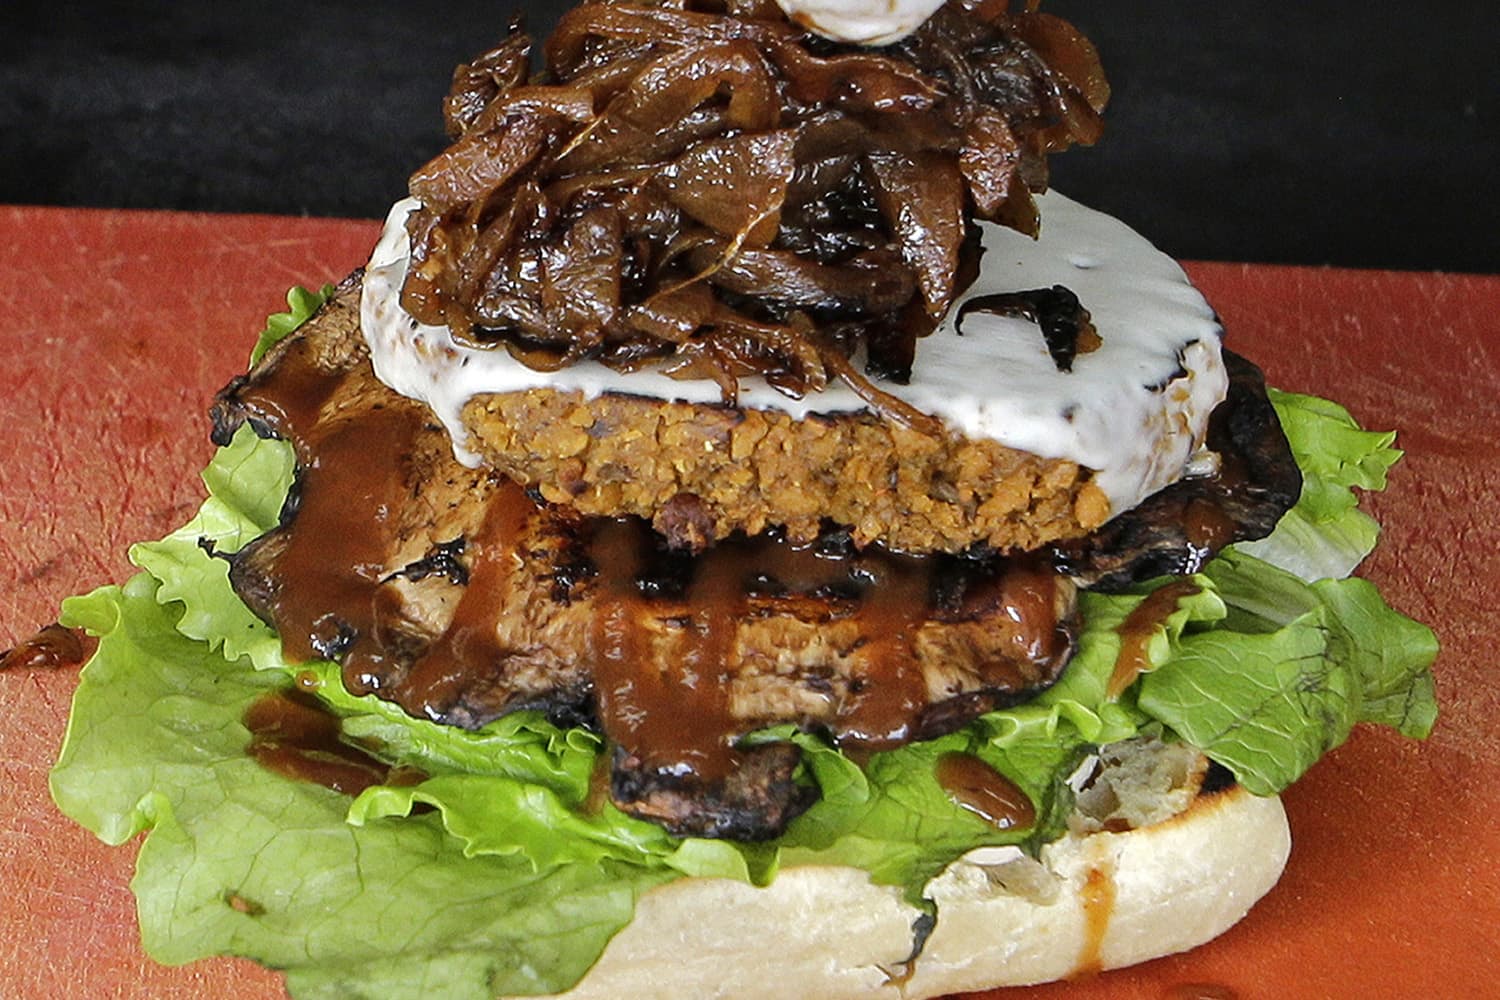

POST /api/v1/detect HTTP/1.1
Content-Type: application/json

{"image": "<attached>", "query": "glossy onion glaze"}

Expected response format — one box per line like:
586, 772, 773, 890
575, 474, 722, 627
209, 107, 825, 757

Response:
363, 192, 1228, 522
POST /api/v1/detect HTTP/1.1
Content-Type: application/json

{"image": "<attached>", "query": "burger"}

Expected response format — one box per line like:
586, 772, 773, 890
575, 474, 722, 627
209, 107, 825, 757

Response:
47, 1, 1438, 997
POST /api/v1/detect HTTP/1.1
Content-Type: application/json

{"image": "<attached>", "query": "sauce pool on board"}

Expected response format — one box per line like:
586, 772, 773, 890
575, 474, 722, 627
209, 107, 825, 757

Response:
0, 623, 84, 671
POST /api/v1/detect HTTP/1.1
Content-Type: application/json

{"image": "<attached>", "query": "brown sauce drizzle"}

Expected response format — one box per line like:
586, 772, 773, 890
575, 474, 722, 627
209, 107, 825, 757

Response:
589, 517, 747, 781
1184, 497, 1240, 552
244, 689, 403, 796
303, 408, 424, 689
956, 285, 1101, 373
1107, 579, 1203, 699
837, 552, 934, 749
954, 560, 1070, 683
591, 521, 1066, 777
235, 343, 426, 694
1073, 862, 1116, 977
230, 334, 1071, 797
583, 745, 614, 816
1, 623, 84, 671
391, 478, 534, 720
224, 892, 265, 916
935, 752, 1036, 830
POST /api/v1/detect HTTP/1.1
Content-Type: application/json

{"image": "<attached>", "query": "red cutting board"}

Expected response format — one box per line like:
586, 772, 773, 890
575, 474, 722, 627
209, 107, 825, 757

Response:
1, 206, 1496, 999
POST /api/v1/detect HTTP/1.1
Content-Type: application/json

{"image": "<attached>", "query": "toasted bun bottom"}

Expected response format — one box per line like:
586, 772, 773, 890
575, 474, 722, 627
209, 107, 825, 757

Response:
525, 786, 1289, 1000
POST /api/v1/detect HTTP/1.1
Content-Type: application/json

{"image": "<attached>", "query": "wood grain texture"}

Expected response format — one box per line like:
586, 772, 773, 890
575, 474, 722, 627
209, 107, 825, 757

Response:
1, 207, 1496, 998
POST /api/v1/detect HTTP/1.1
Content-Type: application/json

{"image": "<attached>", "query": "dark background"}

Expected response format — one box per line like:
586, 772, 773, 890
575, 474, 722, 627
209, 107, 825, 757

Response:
4, 1, 1495, 272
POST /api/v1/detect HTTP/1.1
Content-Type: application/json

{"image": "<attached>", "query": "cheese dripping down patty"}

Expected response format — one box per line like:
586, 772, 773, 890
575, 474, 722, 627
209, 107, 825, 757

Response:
360, 191, 1229, 523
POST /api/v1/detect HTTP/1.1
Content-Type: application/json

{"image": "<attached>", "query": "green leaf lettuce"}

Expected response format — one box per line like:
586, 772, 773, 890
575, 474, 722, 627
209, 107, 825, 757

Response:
1234, 389, 1403, 581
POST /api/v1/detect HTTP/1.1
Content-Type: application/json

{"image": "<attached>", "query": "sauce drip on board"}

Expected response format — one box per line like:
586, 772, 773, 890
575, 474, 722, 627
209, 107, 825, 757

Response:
935, 752, 1036, 830
0, 623, 84, 671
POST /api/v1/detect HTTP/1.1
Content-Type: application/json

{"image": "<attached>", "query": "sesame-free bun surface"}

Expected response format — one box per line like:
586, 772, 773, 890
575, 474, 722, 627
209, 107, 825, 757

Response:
529, 785, 1289, 999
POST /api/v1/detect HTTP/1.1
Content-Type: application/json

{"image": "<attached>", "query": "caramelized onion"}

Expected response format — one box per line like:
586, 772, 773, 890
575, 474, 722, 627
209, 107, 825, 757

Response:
655, 130, 797, 247
403, 0, 1108, 420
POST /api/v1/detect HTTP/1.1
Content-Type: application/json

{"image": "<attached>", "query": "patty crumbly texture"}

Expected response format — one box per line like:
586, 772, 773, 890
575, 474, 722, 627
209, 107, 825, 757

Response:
462, 389, 1112, 554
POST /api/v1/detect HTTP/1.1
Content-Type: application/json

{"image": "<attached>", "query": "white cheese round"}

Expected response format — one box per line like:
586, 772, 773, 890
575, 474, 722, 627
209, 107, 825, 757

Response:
361, 192, 1227, 521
